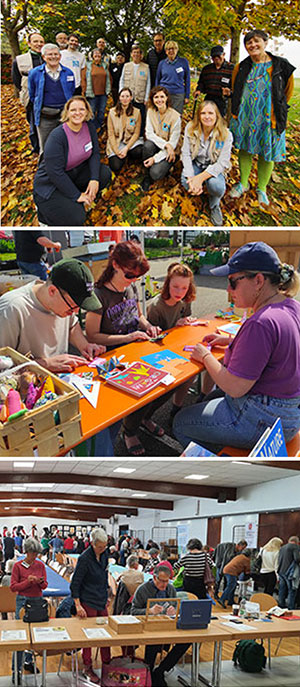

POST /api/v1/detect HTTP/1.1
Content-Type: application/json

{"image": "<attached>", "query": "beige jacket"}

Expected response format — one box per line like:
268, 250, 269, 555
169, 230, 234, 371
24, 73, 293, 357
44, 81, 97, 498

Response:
122, 62, 149, 102
106, 106, 141, 156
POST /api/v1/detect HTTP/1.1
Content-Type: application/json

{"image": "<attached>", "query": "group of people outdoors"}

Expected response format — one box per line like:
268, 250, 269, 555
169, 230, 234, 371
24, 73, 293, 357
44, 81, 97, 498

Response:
11, 27, 295, 226
1, 235, 300, 457
2, 525, 299, 685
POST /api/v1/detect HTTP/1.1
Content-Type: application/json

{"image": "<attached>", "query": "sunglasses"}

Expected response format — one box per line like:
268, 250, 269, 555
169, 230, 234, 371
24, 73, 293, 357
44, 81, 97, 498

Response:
228, 276, 247, 290
120, 266, 143, 280
57, 287, 79, 311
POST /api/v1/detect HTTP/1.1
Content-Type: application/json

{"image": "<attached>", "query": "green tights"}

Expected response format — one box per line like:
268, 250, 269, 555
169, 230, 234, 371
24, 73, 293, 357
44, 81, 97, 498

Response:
239, 150, 274, 192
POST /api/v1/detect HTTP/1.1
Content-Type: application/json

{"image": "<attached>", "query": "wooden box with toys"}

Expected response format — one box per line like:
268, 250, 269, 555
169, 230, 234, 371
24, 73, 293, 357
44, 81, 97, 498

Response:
0, 347, 82, 456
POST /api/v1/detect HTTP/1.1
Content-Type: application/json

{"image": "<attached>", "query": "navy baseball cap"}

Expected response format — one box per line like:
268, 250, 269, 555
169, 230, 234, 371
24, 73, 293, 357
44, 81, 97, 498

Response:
211, 46, 224, 57
210, 242, 281, 276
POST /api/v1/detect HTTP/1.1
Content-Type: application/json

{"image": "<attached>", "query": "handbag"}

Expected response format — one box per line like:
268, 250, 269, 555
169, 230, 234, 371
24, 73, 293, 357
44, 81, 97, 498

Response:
23, 597, 49, 623
203, 554, 215, 589
173, 566, 185, 589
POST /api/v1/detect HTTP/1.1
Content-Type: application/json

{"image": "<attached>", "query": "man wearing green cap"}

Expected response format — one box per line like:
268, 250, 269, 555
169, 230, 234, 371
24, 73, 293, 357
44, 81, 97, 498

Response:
0, 257, 121, 455
0, 258, 104, 372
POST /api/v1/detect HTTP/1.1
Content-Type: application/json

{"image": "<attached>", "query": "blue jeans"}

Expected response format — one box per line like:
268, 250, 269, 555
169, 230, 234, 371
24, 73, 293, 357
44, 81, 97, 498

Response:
13, 595, 34, 672
87, 95, 107, 129
17, 260, 48, 280
278, 574, 298, 610
181, 162, 226, 209
220, 574, 237, 605
173, 392, 300, 453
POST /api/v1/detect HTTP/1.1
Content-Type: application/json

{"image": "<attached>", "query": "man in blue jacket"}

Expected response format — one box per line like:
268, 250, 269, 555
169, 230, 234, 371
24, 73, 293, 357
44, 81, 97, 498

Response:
70, 528, 110, 685
28, 43, 75, 153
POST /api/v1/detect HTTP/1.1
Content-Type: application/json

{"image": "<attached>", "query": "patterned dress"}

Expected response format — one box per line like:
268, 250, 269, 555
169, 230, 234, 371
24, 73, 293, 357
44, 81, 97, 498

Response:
230, 61, 286, 162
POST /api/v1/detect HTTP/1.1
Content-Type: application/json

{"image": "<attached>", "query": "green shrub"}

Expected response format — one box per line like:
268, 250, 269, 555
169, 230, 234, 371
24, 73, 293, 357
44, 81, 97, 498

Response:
144, 238, 172, 248
0, 238, 15, 254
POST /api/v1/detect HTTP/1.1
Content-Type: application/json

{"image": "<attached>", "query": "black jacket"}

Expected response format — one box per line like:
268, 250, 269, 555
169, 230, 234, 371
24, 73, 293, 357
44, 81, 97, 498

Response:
232, 52, 295, 135
70, 545, 109, 610
147, 47, 167, 88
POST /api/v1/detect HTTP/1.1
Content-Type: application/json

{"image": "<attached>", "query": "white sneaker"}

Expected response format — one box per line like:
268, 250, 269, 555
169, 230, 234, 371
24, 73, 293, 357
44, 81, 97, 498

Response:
229, 182, 250, 198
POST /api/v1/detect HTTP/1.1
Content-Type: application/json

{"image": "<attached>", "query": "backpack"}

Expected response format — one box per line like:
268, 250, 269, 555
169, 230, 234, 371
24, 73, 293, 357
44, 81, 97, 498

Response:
250, 553, 262, 576
101, 656, 151, 686
232, 639, 266, 673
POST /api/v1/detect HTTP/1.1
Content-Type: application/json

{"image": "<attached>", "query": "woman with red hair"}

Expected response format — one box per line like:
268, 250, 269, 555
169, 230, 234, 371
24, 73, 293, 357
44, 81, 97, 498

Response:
86, 241, 163, 455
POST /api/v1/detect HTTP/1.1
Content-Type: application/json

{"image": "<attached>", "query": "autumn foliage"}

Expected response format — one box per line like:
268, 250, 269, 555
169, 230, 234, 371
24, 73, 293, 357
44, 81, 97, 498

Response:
1, 84, 300, 227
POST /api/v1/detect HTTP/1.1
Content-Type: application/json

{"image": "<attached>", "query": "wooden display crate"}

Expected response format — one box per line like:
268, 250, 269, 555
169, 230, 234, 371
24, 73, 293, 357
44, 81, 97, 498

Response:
108, 616, 144, 634
144, 597, 180, 632
0, 347, 82, 456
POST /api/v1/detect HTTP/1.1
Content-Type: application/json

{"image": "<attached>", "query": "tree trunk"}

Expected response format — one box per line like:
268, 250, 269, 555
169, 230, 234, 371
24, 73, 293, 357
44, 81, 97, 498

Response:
230, 26, 241, 65
6, 29, 21, 60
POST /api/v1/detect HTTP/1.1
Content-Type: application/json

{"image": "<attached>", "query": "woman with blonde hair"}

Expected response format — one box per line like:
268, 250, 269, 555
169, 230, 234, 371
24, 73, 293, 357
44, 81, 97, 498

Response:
260, 537, 283, 596
181, 100, 233, 225
33, 95, 111, 226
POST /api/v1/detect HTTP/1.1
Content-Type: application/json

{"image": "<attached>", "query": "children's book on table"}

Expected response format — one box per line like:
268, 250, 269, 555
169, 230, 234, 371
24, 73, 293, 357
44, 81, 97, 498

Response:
103, 361, 167, 397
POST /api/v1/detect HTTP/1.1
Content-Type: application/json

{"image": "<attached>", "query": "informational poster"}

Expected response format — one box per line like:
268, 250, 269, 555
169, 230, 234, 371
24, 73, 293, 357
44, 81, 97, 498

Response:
33, 626, 70, 642
1, 630, 27, 641
245, 522, 258, 548
177, 524, 189, 555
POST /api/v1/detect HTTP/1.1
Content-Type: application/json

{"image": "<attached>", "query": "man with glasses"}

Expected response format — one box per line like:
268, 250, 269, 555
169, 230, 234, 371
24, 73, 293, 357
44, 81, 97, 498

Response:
131, 564, 190, 686
147, 32, 167, 88
0, 257, 105, 372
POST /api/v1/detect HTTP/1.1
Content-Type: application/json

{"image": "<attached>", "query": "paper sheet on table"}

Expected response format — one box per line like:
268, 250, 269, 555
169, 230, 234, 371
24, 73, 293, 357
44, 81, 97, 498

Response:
112, 616, 141, 624
221, 621, 256, 630
33, 626, 71, 642
1, 630, 27, 641
82, 628, 111, 639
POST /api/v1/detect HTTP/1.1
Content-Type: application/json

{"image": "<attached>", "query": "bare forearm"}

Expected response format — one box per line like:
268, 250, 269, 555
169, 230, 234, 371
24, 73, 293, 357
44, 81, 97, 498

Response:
87, 330, 131, 346
69, 323, 90, 354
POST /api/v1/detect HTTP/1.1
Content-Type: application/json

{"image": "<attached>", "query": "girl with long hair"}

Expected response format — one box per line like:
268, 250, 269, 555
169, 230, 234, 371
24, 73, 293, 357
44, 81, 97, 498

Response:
181, 100, 233, 226
141, 85, 181, 191
106, 88, 143, 174
147, 262, 204, 422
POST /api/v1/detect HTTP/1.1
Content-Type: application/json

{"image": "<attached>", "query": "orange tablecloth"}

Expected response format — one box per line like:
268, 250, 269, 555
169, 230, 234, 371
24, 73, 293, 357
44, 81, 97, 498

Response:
61, 318, 225, 453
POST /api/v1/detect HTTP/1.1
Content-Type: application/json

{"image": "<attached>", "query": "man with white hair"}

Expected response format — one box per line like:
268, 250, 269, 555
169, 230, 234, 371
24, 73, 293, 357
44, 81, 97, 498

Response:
70, 528, 110, 684
28, 43, 75, 152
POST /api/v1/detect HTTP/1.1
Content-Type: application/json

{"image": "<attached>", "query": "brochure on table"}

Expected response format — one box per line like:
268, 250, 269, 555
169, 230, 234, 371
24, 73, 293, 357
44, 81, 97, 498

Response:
33, 626, 71, 642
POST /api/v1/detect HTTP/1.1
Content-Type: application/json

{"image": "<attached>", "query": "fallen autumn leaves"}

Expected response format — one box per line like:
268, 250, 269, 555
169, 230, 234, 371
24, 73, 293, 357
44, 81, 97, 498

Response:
1, 85, 300, 227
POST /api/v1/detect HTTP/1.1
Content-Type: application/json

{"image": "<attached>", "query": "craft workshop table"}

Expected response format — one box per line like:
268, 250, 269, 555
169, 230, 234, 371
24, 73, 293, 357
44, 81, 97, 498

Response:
60, 318, 225, 454
43, 563, 70, 599
29, 615, 232, 687
0, 619, 31, 686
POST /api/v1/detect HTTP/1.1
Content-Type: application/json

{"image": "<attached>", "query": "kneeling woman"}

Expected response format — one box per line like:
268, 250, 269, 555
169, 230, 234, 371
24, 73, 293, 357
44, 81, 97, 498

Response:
34, 96, 111, 226
107, 88, 143, 173
181, 100, 233, 226
141, 86, 181, 191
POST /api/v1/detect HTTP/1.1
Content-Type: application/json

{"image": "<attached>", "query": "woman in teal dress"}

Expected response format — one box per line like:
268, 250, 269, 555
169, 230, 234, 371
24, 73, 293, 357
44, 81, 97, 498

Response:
229, 30, 295, 206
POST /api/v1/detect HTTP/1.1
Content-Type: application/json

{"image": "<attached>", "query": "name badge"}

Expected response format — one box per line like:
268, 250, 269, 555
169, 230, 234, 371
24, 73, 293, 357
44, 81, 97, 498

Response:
84, 141, 93, 152
67, 76, 74, 81
221, 77, 230, 84
21, 561, 30, 568
176, 67, 184, 73
113, 67, 117, 72
139, 71, 146, 76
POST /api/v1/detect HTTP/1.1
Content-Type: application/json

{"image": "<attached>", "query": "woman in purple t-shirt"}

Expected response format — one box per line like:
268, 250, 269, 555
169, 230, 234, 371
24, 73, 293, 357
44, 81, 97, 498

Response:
174, 241, 300, 453
34, 96, 111, 226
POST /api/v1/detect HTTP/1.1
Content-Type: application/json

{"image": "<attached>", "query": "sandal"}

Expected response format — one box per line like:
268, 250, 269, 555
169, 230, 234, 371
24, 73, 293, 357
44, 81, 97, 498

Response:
122, 430, 146, 457
141, 420, 165, 437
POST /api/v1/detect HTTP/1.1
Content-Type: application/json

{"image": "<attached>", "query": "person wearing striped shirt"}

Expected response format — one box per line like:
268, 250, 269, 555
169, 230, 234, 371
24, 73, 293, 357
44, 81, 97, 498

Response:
173, 538, 213, 599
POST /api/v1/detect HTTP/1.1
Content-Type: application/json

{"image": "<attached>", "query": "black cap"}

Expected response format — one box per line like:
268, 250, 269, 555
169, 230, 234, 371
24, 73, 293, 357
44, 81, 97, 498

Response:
211, 45, 224, 57
50, 258, 101, 311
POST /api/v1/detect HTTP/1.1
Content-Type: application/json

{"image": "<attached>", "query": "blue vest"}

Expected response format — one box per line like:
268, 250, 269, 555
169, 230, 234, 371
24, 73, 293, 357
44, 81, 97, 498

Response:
43, 72, 66, 107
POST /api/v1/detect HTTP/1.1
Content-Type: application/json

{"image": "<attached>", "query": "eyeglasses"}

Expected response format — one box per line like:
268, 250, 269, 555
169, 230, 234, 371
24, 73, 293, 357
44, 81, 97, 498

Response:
57, 287, 79, 311
156, 577, 169, 583
228, 276, 247, 290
